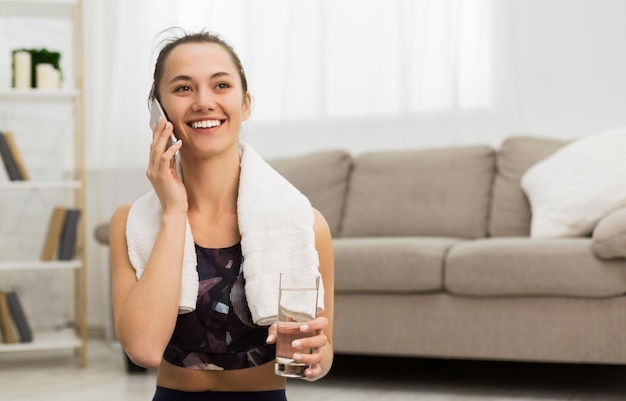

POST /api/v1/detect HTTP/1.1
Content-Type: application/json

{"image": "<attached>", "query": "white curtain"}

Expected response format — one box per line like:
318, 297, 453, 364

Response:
84, 0, 504, 334
86, 0, 496, 169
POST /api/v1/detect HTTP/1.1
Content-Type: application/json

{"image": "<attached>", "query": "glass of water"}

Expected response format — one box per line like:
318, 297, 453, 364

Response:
274, 272, 320, 378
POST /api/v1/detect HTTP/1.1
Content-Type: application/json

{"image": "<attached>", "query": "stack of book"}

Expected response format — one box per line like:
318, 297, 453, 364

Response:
42, 207, 81, 261
0, 291, 32, 344
0, 131, 28, 181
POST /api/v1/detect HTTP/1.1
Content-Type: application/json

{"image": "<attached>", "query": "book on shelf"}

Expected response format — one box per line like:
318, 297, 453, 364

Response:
0, 291, 18, 344
3, 132, 29, 180
0, 131, 25, 181
41, 207, 69, 261
5, 291, 32, 343
58, 208, 81, 261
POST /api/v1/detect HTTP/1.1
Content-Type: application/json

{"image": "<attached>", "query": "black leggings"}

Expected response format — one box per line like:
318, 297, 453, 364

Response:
152, 386, 287, 401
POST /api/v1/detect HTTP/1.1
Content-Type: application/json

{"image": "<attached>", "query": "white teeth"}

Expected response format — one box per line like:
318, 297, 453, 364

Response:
192, 120, 221, 129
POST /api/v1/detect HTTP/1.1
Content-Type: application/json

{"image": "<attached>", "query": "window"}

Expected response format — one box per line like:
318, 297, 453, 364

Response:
177, 0, 493, 122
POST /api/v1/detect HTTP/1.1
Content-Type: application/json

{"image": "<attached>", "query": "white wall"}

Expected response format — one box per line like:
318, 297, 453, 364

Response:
509, 0, 626, 138
81, 0, 626, 334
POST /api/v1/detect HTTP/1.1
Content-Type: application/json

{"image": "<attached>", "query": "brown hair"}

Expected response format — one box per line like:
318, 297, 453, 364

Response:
148, 28, 248, 103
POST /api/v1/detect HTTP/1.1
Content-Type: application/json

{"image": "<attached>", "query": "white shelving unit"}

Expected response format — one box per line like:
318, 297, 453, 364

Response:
0, 87, 80, 100
0, 260, 82, 272
0, 328, 81, 352
0, 181, 81, 190
0, 0, 86, 366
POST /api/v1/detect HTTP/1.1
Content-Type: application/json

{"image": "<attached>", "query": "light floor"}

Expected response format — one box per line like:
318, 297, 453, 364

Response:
1, 339, 626, 400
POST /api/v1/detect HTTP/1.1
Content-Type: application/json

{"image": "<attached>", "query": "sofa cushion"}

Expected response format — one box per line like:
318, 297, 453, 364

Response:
593, 208, 626, 260
268, 150, 352, 237
521, 126, 626, 238
445, 238, 626, 298
340, 146, 495, 238
333, 237, 460, 293
488, 136, 566, 237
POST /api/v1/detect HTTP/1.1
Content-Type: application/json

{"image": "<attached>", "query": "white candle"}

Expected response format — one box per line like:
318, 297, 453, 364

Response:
50, 68, 60, 89
36, 63, 60, 89
13, 51, 31, 88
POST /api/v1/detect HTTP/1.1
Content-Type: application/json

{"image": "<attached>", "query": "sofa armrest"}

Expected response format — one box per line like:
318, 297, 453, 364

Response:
592, 208, 626, 259
94, 222, 110, 246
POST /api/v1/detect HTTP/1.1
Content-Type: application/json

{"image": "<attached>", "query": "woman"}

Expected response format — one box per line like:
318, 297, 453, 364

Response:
109, 29, 334, 400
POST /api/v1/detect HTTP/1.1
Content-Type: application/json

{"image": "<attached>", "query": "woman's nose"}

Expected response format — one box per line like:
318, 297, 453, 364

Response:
192, 89, 215, 112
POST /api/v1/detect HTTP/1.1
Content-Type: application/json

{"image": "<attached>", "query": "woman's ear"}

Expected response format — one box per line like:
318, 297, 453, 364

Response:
242, 92, 252, 121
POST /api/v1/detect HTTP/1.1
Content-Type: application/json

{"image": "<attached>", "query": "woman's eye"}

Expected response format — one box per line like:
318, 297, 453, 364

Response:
174, 85, 192, 92
216, 82, 230, 90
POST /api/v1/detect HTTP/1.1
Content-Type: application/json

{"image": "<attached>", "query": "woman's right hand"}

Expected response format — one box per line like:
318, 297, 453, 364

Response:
146, 117, 186, 213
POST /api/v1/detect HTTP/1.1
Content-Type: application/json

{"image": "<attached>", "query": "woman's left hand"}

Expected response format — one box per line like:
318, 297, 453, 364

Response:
267, 316, 329, 380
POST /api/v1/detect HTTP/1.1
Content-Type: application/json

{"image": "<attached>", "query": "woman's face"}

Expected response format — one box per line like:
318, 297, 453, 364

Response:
158, 42, 251, 157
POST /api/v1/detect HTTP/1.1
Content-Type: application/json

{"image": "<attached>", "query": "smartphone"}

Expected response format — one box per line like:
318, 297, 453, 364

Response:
149, 98, 178, 167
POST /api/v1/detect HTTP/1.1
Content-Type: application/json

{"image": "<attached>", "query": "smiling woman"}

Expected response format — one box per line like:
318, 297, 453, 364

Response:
147, 31, 251, 162
108, 29, 335, 401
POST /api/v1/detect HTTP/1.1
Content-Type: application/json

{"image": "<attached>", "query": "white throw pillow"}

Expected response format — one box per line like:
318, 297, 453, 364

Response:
521, 126, 626, 238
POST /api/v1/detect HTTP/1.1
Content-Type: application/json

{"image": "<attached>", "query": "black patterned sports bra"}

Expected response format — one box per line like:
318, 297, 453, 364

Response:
163, 242, 275, 370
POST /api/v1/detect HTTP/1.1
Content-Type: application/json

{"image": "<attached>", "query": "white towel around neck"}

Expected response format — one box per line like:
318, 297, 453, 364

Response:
125, 142, 324, 325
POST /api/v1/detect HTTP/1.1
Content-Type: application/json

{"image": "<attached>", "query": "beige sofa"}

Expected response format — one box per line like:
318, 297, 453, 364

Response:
270, 135, 626, 365
95, 135, 626, 365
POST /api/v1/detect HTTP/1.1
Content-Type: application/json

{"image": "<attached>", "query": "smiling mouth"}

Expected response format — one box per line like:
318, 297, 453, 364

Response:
191, 120, 222, 129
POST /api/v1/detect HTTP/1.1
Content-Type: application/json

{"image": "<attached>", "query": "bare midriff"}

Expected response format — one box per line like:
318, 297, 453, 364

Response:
156, 359, 286, 392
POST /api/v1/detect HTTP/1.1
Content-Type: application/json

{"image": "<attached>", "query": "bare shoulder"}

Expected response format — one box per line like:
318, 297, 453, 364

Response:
312, 208, 333, 267
109, 203, 132, 248
110, 203, 132, 228
312, 208, 332, 240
